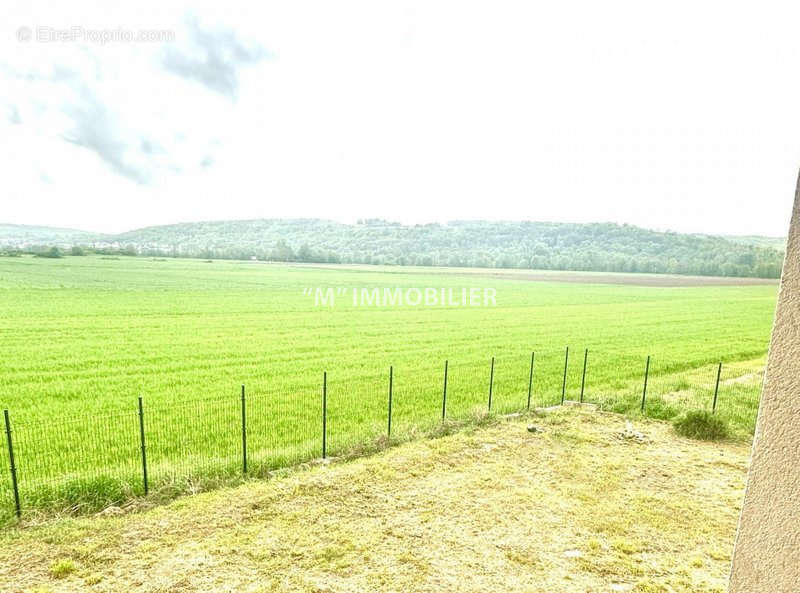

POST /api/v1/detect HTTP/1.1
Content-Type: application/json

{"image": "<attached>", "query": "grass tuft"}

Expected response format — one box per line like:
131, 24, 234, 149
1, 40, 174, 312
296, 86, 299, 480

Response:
674, 411, 729, 441
49, 559, 77, 579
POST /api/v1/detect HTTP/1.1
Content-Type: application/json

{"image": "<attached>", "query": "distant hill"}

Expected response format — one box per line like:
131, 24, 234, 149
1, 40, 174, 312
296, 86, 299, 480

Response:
0, 224, 97, 245
722, 234, 786, 252
0, 219, 785, 278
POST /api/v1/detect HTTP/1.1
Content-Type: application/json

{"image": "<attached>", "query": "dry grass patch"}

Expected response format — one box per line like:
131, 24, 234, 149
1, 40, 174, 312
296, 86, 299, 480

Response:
0, 408, 749, 593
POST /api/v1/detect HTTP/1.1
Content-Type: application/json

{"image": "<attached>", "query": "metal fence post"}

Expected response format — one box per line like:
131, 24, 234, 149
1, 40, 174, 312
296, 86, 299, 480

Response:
527, 352, 535, 410
580, 348, 588, 403
488, 357, 494, 411
712, 362, 722, 413
561, 347, 569, 404
641, 356, 650, 413
241, 384, 247, 474
387, 366, 393, 439
442, 360, 448, 420
322, 371, 327, 459
3, 410, 20, 518
137, 397, 149, 495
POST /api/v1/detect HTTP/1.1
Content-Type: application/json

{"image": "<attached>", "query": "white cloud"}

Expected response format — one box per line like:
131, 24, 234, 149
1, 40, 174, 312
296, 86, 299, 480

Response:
1, 0, 799, 235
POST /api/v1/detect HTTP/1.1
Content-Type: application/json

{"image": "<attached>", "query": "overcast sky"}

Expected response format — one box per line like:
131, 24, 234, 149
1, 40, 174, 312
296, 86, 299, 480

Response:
2, 1, 799, 236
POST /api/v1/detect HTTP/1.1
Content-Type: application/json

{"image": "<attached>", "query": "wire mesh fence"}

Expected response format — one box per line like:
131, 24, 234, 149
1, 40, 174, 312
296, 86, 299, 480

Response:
444, 357, 490, 420
529, 349, 571, 408
9, 410, 142, 519
714, 370, 762, 435
248, 384, 320, 473
0, 420, 14, 525
390, 364, 441, 442
144, 395, 242, 491
327, 370, 387, 457
1, 348, 764, 523
492, 352, 534, 414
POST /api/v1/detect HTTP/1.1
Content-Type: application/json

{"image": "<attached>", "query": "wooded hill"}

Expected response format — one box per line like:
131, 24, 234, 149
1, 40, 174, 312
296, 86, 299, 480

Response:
0, 219, 785, 278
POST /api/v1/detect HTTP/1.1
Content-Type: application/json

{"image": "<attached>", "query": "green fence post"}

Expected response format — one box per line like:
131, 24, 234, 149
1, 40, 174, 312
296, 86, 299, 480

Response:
712, 362, 722, 413
3, 410, 20, 518
561, 347, 569, 404
137, 397, 149, 495
442, 360, 448, 420
488, 357, 495, 411
387, 366, 393, 439
322, 372, 327, 459
580, 348, 588, 403
527, 351, 535, 410
241, 384, 247, 474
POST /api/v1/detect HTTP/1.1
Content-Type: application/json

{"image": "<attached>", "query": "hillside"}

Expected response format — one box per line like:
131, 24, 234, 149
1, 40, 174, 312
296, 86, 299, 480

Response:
0, 219, 785, 278
0, 224, 95, 245
722, 234, 787, 251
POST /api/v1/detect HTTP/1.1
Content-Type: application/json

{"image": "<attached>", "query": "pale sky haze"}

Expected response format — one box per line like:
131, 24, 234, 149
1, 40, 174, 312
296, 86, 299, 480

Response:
1, 0, 799, 236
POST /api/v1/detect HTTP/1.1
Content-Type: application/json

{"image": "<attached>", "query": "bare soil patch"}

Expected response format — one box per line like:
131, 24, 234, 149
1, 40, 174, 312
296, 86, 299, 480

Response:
296, 263, 778, 287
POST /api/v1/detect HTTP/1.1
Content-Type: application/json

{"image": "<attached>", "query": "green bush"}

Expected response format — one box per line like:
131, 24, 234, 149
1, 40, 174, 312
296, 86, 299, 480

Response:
674, 410, 729, 440
36, 246, 62, 258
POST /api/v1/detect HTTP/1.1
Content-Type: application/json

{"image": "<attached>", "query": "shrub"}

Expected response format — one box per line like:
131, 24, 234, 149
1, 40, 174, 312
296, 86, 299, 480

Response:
674, 410, 729, 440
35, 246, 62, 258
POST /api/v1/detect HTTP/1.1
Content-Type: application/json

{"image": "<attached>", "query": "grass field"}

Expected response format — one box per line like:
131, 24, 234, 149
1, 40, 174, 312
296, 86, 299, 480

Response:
0, 255, 778, 521
0, 408, 751, 593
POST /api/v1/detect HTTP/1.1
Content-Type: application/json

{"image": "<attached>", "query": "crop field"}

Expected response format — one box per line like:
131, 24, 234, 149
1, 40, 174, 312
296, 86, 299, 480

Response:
0, 255, 778, 522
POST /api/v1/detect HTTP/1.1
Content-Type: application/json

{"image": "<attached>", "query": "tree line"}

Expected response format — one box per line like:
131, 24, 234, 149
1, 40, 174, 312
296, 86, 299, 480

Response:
0, 219, 784, 278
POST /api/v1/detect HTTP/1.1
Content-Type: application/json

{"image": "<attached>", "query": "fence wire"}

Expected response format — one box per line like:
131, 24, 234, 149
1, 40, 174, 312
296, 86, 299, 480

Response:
0, 349, 764, 522
144, 396, 241, 490
248, 384, 319, 472
11, 410, 140, 515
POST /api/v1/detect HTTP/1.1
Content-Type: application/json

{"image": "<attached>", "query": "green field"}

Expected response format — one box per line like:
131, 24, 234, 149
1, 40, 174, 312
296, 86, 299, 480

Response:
0, 256, 778, 522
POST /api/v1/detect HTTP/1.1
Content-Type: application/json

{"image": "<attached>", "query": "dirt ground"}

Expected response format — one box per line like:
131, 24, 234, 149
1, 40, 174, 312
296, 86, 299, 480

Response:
456, 270, 777, 287
0, 408, 750, 593
296, 263, 778, 287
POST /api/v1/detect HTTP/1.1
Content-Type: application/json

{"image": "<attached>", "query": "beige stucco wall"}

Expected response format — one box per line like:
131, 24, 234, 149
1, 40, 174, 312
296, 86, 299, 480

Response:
728, 174, 800, 592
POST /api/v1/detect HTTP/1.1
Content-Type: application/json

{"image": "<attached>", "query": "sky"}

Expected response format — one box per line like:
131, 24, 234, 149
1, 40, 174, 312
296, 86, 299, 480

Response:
1, 1, 799, 236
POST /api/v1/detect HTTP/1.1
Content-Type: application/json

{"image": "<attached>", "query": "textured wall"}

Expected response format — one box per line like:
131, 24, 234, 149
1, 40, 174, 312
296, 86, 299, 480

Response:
728, 174, 800, 592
